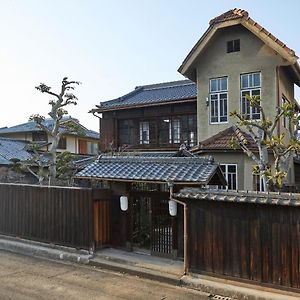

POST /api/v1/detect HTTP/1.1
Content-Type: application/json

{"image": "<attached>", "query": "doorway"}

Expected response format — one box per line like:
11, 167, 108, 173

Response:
130, 189, 176, 258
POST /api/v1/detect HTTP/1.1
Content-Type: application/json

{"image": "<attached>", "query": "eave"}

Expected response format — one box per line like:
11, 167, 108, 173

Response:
90, 97, 197, 114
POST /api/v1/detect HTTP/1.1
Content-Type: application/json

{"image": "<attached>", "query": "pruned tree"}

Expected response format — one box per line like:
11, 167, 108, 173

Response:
230, 95, 300, 191
11, 144, 49, 185
30, 77, 81, 185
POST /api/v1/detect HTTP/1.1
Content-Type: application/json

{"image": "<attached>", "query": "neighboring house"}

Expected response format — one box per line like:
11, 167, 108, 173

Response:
0, 137, 36, 183
91, 80, 197, 152
178, 8, 300, 191
0, 116, 100, 156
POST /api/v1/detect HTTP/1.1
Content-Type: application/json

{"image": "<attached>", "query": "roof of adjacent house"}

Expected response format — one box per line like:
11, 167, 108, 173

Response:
0, 116, 99, 140
173, 188, 300, 207
178, 8, 300, 84
75, 155, 225, 185
192, 126, 256, 154
92, 80, 197, 112
0, 138, 32, 165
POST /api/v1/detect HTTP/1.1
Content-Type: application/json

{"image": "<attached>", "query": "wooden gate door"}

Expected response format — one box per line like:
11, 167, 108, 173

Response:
151, 196, 173, 257
94, 199, 110, 248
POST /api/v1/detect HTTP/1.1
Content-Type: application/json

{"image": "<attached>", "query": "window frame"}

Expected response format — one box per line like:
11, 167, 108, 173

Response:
281, 95, 289, 129
209, 77, 228, 124
57, 137, 67, 149
169, 118, 181, 144
227, 39, 240, 53
219, 164, 238, 190
240, 72, 261, 120
139, 121, 150, 145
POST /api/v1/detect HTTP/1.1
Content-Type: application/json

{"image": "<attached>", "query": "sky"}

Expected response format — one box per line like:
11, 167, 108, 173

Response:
0, 0, 299, 132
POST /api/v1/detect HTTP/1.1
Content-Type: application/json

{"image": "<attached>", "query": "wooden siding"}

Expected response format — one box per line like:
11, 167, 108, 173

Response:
100, 102, 197, 151
188, 200, 300, 290
0, 183, 94, 250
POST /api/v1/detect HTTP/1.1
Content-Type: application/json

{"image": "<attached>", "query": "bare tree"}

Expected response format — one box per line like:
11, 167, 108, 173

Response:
230, 95, 300, 191
31, 77, 81, 185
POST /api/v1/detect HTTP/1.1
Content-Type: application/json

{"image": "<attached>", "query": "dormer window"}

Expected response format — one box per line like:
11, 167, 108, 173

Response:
227, 39, 240, 53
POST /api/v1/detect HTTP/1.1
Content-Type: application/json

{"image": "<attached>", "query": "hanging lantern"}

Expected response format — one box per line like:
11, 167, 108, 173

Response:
120, 196, 128, 211
169, 200, 177, 216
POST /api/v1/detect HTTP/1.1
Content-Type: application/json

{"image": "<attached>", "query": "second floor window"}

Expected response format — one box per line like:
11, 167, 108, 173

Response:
282, 96, 288, 129
139, 121, 149, 144
169, 119, 181, 144
32, 131, 48, 142
209, 77, 228, 124
241, 72, 261, 120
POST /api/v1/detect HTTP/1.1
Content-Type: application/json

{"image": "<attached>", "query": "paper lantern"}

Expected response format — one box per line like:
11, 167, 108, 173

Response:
120, 196, 128, 211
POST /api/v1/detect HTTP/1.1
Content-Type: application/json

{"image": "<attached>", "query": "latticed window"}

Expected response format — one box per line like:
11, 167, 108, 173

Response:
169, 119, 181, 144
240, 72, 261, 119
139, 121, 149, 144
209, 77, 228, 124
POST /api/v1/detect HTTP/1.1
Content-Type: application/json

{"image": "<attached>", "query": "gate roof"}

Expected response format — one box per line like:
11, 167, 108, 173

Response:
75, 155, 226, 186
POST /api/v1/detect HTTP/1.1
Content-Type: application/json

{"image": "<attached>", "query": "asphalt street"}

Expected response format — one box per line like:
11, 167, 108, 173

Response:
0, 250, 209, 300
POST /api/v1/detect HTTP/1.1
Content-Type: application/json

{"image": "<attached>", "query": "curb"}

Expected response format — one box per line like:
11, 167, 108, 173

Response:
0, 235, 93, 264
180, 275, 300, 300
89, 258, 182, 286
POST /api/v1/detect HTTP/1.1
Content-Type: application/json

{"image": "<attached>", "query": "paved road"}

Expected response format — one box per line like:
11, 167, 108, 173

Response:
0, 251, 208, 300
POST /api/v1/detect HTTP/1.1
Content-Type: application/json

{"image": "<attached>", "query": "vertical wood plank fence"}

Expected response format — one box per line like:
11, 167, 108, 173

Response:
187, 200, 300, 290
0, 183, 94, 250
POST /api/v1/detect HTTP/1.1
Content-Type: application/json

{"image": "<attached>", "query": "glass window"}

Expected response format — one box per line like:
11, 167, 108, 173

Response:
240, 72, 261, 119
139, 121, 149, 144
219, 164, 237, 190
58, 137, 67, 149
227, 39, 240, 53
169, 119, 181, 144
282, 96, 289, 128
32, 131, 48, 142
209, 77, 228, 124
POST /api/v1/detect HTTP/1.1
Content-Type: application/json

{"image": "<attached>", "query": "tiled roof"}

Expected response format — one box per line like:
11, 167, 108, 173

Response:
173, 188, 300, 207
0, 116, 99, 139
210, 8, 297, 58
76, 155, 224, 185
209, 8, 248, 25
94, 80, 197, 112
179, 8, 299, 81
192, 126, 256, 153
0, 138, 32, 165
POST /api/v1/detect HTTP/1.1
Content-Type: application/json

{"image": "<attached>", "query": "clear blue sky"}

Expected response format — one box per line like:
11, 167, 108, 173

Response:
0, 0, 299, 131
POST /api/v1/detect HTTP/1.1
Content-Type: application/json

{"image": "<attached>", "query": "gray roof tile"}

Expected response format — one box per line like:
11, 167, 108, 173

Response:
96, 80, 196, 111
76, 155, 223, 184
0, 138, 32, 165
173, 188, 300, 206
0, 116, 99, 139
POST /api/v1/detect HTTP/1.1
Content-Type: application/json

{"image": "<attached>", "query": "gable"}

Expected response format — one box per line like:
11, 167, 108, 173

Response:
178, 9, 300, 85
194, 25, 284, 76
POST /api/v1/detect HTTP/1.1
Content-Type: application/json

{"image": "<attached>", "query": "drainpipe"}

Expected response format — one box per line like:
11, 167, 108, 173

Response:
168, 183, 188, 275
92, 111, 101, 137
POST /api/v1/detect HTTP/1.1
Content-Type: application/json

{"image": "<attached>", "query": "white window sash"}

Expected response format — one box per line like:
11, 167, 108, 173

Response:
240, 88, 261, 119
209, 92, 228, 124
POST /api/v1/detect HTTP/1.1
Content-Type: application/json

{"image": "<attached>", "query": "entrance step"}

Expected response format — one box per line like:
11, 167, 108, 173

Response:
90, 248, 184, 285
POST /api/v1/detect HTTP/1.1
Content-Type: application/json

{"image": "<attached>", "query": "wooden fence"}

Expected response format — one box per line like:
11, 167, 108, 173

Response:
0, 183, 94, 250
187, 200, 300, 290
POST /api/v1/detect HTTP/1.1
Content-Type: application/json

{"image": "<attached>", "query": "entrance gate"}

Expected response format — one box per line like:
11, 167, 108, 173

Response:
130, 191, 174, 258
